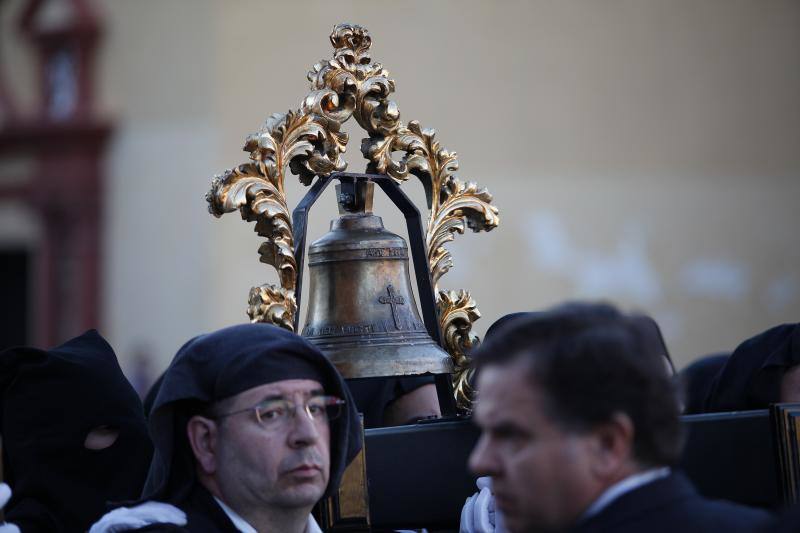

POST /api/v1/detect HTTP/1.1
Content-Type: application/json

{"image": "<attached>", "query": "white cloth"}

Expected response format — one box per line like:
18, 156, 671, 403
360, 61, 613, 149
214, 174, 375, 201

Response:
214, 496, 322, 533
0, 483, 20, 533
581, 467, 671, 520
459, 477, 508, 533
0, 484, 11, 510
88, 501, 187, 533
306, 514, 323, 533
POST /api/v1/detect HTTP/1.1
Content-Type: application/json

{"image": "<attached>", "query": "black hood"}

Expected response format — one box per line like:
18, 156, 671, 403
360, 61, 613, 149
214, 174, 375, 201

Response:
705, 323, 800, 411
0, 330, 153, 532
142, 323, 362, 502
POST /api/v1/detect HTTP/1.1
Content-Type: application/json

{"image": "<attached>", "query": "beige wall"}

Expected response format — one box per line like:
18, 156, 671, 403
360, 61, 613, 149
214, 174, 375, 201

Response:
3, 0, 799, 374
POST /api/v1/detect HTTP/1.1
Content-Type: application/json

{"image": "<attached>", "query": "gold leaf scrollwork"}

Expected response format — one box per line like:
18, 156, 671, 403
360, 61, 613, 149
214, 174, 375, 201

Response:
438, 290, 482, 412
207, 23, 500, 410
391, 120, 499, 410
247, 285, 297, 332
392, 121, 500, 291
206, 108, 347, 331
308, 24, 406, 181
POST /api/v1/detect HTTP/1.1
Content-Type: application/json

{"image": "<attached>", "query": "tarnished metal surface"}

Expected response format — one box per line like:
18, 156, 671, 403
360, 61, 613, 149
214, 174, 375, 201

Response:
303, 212, 453, 378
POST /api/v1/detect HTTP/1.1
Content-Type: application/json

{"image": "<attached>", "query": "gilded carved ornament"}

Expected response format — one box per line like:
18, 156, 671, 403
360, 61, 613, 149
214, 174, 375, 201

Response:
206, 23, 499, 410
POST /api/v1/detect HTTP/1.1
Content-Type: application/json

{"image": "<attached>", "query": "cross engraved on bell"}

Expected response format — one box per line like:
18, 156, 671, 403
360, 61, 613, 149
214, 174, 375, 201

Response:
378, 285, 405, 330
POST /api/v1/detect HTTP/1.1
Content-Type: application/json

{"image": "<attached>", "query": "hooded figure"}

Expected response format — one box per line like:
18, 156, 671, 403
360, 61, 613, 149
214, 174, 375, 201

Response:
95, 323, 361, 533
705, 323, 800, 412
0, 330, 153, 532
680, 353, 730, 414
629, 313, 676, 376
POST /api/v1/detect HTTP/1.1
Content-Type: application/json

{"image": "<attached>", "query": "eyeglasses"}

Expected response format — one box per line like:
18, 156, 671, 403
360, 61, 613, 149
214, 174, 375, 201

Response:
213, 395, 346, 430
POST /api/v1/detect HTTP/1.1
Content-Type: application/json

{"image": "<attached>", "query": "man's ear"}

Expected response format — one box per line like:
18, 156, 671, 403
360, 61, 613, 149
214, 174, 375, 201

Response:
588, 412, 635, 481
187, 415, 219, 475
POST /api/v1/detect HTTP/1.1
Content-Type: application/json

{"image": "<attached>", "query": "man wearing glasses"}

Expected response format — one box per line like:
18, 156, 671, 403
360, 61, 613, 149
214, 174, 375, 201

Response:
91, 323, 361, 533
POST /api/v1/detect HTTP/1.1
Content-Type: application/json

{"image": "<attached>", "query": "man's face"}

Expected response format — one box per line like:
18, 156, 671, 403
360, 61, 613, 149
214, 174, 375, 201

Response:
213, 379, 331, 512
469, 360, 601, 533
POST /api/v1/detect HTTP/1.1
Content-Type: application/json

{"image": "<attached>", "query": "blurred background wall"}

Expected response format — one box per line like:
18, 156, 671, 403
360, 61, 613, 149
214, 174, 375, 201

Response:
1, 0, 798, 387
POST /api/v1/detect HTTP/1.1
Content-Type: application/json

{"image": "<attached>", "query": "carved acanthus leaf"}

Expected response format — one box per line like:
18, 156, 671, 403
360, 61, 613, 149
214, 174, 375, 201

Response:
207, 162, 296, 290
438, 289, 482, 412
206, 104, 350, 330
247, 285, 297, 332
427, 180, 499, 289
380, 120, 501, 291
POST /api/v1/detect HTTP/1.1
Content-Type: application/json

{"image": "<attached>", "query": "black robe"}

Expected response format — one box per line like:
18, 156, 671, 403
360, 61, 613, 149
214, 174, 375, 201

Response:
570, 472, 775, 533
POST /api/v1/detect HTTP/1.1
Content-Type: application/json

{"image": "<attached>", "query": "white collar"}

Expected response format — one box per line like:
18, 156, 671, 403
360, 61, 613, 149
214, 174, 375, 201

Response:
306, 514, 323, 533
213, 497, 257, 533
582, 467, 671, 520
213, 496, 322, 533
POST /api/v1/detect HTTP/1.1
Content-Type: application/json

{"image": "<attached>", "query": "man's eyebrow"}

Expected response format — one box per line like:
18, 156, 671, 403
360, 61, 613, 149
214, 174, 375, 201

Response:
491, 420, 530, 437
258, 394, 287, 403
258, 388, 326, 403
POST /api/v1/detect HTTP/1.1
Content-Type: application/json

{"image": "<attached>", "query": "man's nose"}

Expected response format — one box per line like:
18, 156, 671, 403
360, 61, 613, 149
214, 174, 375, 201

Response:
288, 405, 322, 447
468, 434, 500, 477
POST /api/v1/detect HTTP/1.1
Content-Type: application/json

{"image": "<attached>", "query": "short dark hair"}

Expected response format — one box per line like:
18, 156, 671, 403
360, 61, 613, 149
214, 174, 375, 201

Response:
474, 302, 684, 467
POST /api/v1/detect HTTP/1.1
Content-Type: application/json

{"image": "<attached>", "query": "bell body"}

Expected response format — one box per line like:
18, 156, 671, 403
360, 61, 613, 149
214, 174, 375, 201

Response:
302, 213, 454, 378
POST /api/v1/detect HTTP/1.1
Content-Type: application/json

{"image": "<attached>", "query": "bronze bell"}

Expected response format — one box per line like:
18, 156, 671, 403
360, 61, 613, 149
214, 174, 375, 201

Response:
301, 182, 454, 379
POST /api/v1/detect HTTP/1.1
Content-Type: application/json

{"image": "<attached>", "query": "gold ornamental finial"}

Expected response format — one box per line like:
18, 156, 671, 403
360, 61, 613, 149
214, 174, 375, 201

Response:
329, 23, 373, 67
207, 23, 499, 410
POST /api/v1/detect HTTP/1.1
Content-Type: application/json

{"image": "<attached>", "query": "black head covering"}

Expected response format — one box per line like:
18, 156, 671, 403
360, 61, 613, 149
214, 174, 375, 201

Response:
0, 330, 153, 532
484, 312, 532, 341
705, 323, 800, 412
629, 313, 675, 374
680, 352, 730, 414
142, 323, 361, 502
